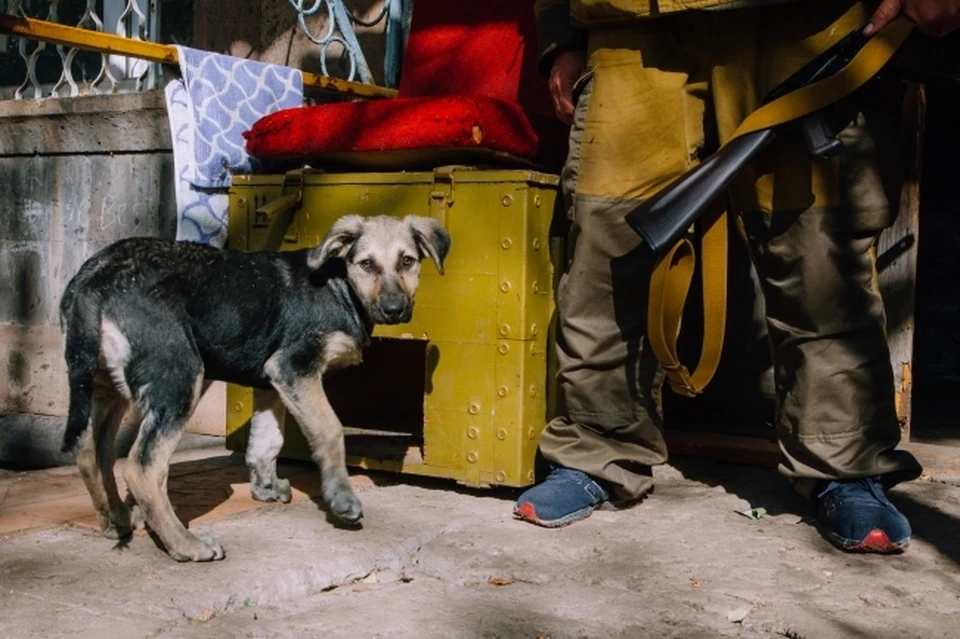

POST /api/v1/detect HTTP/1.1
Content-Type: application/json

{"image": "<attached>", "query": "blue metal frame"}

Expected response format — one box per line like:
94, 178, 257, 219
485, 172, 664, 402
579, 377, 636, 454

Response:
288, 0, 411, 88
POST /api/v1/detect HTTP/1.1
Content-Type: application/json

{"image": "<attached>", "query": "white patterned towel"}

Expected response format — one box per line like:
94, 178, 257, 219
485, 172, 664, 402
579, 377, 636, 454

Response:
165, 46, 303, 246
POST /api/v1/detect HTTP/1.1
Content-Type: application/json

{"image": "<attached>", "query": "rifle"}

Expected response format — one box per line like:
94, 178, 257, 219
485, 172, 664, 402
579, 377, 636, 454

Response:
631, 18, 953, 398
624, 22, 956, 258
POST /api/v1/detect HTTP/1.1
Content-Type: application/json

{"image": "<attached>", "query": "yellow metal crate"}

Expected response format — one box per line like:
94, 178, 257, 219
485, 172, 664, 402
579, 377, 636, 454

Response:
225, 167, 561, 488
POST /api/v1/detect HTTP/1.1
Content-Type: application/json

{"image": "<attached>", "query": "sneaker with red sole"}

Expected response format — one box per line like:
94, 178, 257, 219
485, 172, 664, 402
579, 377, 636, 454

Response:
513, 466, 610, 528
815, 476, 911, 553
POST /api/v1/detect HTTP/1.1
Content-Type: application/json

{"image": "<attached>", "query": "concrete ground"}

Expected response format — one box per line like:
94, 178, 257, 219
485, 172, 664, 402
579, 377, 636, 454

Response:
1, 437, 959, 639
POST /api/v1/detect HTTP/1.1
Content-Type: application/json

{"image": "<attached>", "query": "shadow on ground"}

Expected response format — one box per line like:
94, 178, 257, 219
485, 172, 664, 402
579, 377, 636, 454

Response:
668, 453, 960, 569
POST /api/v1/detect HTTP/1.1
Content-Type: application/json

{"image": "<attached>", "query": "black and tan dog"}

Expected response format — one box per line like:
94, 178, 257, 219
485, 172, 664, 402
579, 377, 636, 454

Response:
59, 214, 450, 561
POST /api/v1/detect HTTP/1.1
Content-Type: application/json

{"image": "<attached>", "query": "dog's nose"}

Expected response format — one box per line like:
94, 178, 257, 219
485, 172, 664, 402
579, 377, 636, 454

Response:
381, 298, 407, 321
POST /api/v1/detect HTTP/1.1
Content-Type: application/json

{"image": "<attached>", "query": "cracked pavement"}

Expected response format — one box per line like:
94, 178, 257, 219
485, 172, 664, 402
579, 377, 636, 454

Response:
1, 446, 959, 639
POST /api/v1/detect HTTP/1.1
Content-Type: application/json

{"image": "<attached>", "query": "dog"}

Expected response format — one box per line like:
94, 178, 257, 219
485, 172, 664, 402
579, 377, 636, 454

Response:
59, 214, 450, 562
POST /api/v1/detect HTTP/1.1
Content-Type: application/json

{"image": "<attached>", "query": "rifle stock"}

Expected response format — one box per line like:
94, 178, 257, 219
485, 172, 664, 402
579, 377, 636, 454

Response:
624, 130, 776, 256
624, 21, 874, 258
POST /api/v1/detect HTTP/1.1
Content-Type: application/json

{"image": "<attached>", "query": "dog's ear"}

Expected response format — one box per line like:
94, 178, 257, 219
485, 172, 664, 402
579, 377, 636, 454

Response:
308, 215, 365, 270
405, 216, 451, 275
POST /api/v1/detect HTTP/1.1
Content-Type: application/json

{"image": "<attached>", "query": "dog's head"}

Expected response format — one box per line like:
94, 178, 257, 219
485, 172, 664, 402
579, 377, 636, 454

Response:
309, 215, 451, 324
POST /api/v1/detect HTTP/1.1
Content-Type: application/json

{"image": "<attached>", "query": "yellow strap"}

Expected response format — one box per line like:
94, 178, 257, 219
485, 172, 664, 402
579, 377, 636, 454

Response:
648, 17, 914, 398
649, 205, 727, 397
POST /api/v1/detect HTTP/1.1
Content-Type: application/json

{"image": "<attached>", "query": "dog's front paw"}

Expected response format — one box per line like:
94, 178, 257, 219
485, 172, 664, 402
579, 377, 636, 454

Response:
251, 477, 292, 503
329, 490, 363, 525
103, 521, 133, 540
97, 506, 133, 540
168, 533, 225, 562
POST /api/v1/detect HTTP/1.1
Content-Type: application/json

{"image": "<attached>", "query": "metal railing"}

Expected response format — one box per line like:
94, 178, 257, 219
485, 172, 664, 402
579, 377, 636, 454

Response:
0, 0, 408, 100
1, 0, 159, 99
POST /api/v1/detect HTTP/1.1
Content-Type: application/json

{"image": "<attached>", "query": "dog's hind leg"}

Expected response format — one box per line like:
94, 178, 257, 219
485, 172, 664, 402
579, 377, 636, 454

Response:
247, 387, 292, 503
121, 336, 223, 562
76, 372, 133, 539
124, 379, 224, 561
265, 360, 362, 525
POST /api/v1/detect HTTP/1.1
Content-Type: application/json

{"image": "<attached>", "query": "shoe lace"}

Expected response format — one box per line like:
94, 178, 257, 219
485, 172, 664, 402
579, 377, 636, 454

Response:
545, 466, 609, 499
546, 466, 586, 485
819, 476, 888, 504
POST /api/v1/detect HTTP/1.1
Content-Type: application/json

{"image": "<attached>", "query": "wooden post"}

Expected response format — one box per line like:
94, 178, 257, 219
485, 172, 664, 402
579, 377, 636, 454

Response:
878, 82, 927, 442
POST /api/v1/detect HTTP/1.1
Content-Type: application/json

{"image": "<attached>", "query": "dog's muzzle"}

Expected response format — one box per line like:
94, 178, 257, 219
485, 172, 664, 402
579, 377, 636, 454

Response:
376, 294, 412, 324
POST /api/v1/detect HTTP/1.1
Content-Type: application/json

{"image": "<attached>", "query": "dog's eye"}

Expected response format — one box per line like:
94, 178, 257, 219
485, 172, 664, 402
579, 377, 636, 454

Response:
358, 259, 375, 272
401, 255, 417, 269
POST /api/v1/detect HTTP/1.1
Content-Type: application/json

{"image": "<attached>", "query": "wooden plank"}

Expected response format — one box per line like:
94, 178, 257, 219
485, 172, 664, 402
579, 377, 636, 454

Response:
0, 13, 398, 99
0, 13, 177, 64
664, 430, 781, 468
902, 441, 960, 485
877, 82, 927, 441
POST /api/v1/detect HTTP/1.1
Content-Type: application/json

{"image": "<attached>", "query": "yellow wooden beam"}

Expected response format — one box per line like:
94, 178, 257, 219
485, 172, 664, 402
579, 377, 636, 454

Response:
0, 13, 398, 99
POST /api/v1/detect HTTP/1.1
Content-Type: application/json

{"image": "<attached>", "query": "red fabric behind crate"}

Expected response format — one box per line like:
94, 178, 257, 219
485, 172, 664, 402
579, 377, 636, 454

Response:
394, 1, 554, 114
243, 0, 567, 168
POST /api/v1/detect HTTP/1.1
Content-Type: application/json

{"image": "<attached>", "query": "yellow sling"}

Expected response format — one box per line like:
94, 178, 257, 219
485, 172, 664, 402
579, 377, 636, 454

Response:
648, 16, 916, 398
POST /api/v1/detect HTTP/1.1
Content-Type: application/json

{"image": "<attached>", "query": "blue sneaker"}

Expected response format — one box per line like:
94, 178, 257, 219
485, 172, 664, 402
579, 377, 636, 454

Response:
815, 476, 911, 553
513, 466, 610, 527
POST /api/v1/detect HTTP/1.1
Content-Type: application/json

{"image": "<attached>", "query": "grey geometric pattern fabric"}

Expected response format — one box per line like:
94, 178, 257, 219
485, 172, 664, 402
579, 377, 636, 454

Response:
165, 46, 303, 246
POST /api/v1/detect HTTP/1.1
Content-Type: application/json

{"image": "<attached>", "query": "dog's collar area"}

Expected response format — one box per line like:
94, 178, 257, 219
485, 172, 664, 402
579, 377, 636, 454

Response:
341, 277, 374, 340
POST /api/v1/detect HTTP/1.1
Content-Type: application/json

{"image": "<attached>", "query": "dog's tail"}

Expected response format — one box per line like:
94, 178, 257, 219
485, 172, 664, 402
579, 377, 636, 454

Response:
60, 291, 102, 454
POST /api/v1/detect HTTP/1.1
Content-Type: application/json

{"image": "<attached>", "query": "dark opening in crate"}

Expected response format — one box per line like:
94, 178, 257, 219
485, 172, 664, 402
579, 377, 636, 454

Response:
282, 337, 430, 464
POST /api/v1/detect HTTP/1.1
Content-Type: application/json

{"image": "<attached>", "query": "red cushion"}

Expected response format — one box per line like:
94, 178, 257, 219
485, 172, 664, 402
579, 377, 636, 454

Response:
243, 95, 564, 164
243, 0, 567, 168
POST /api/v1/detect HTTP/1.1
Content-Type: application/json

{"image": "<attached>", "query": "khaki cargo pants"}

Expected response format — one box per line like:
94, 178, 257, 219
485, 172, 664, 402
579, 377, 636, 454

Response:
540, 0, 922, 501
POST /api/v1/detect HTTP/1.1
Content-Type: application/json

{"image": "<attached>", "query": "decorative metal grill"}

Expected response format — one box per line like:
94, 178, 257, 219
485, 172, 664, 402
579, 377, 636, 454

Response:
0, 0, 408, 100
288, 0, 409, 88
1, 0, 159, 99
